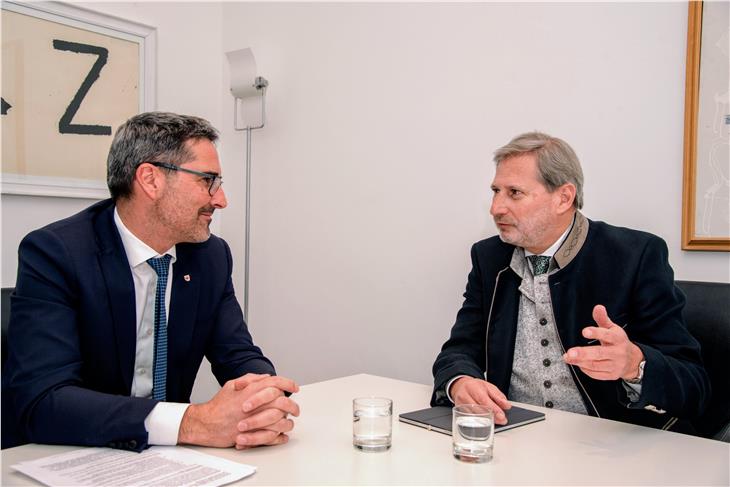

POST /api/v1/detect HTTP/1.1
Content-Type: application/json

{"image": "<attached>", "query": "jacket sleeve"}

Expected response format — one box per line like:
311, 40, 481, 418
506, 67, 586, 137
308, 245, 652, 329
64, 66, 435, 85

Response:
206, 239, 276, 384
5, 229, 155, 452
620, 236, 710, 418
431, 244, 488, 406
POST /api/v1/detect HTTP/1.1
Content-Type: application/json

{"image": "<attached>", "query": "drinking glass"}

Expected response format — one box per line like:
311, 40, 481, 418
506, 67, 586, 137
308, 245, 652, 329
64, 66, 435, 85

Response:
452, 404, 494, 463
353, 397, 392, 452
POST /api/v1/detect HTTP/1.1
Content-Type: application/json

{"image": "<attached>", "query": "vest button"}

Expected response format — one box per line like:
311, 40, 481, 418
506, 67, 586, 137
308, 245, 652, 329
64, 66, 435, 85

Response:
539, 318, 548, 325
543, 358, 551, 367
543, 380, 552, 388
541, 339, 549, 347
545, 401, 554, 408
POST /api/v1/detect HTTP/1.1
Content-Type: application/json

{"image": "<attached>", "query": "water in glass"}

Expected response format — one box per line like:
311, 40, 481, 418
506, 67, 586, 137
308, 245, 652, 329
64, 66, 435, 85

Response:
452, 406, 494, 463
353, 398, 392, 451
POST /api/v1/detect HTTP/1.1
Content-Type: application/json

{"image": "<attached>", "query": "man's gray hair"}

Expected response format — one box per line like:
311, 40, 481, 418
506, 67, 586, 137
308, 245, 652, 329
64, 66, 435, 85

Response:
493, 131, 584, 209
107, 111, 219, 200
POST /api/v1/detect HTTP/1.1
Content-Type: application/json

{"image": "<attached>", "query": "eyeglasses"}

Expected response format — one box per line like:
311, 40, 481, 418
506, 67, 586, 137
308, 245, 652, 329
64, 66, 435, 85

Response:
148, 161, 223, 196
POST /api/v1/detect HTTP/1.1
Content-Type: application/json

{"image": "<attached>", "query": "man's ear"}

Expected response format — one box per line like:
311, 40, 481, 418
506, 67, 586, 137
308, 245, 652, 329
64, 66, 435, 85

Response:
134, 163, 165, 200
555, 183, 576, 214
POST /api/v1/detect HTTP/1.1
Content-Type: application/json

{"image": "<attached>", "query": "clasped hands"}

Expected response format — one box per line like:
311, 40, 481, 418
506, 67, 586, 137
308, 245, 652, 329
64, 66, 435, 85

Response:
179, 373, 300, 449
451, 304, 644, 425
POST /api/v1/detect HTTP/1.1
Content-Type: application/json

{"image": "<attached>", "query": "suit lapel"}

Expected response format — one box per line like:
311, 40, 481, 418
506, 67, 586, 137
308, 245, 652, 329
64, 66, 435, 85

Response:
94, 203, 137, 392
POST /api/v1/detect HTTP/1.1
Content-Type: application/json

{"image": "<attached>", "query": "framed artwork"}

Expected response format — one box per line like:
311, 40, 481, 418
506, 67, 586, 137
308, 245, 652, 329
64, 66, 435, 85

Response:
681, 1, 730, 251
1, 1, 156, 199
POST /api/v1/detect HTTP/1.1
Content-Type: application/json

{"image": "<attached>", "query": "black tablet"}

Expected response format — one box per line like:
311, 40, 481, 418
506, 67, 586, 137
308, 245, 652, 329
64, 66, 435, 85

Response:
399, 405, 545, 435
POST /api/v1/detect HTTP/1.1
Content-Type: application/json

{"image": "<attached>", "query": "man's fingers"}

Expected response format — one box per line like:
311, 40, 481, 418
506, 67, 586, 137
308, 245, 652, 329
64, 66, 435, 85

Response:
236, 433, 289, 450
265, 433, 289, 446
239, 414, 294, 434
232, 373, 270, 391
263, 375, 300, 394
266, 418, 295, 434
485, 382, 512, 410
466, 383, 507, 425
565, 345, 628, 380
242, 386, 284, 413
581, 326, 616, 344
236, 428, 283, 448
592, 304, 615, 330
564, 345, 609, 364
239, 398, 300, 431
243, 375, 300, 397
451, 378, 510, 425
270, 396, 300, 417
569, 356, 614, 373
238, 407, 286, 432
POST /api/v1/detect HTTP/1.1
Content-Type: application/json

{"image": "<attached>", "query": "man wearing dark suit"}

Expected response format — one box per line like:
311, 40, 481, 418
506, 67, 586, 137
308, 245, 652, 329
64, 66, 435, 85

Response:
432, 131, 709, 431
4, 112, 299, 451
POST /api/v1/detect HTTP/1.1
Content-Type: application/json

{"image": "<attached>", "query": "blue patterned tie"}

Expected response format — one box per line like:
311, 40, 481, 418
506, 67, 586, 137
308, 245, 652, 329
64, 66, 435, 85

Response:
147, 255, 172, 401
527, 255, 551, 276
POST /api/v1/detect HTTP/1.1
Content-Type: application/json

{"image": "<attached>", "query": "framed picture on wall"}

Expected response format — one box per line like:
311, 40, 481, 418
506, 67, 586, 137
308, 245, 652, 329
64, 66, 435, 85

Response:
681, 1, 730, 251
1, 1, 156, 199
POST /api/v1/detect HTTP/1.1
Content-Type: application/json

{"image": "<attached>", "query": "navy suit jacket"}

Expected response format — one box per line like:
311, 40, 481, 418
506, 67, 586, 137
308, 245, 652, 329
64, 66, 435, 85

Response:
3, 199, 275, 451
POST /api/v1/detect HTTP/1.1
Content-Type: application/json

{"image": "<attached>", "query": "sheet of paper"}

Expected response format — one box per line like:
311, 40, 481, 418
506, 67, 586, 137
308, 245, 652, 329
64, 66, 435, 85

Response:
12, 446, 256, 487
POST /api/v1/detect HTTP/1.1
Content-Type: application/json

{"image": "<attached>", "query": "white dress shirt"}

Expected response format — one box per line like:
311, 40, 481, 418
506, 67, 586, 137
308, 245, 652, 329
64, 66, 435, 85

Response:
114, 208, 189, 445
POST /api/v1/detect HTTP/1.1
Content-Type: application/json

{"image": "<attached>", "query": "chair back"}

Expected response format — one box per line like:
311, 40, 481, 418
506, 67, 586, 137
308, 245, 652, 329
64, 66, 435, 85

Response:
1, 287, 13, 367
676, 280, 730, 442
1, 287, 20, 449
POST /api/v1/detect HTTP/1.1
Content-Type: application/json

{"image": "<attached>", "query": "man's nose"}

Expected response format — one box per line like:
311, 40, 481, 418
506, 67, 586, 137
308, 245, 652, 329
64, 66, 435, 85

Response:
490, 195, 506, 217
212, 186, 228, 209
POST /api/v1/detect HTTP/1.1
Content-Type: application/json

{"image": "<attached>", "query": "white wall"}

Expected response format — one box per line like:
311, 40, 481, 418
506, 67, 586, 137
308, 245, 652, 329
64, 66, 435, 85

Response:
2, 3, 729, 395
218, 2, 730, 388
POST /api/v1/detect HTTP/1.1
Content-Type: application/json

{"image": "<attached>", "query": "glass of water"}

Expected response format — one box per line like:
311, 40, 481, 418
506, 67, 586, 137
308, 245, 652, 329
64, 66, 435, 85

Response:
452, 404, 494, 463
352, 397, 392, 452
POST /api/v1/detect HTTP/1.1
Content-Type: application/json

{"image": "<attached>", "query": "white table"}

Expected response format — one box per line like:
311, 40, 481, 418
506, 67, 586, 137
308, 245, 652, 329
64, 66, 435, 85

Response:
3, 374, 729, 485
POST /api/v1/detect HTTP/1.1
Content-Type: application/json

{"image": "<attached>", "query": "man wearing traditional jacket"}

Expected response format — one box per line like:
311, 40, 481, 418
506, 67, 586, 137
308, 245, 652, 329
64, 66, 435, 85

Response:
432, 131, 709, 431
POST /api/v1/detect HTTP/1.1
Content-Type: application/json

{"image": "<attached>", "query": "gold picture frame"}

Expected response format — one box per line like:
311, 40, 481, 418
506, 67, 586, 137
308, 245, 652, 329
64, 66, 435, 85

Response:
681, 1, 730, 251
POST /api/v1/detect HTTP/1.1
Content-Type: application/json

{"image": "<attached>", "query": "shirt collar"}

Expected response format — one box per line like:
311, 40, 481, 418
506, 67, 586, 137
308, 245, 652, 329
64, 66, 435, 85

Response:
114, 206, 177, 269
524, 215, 575, 259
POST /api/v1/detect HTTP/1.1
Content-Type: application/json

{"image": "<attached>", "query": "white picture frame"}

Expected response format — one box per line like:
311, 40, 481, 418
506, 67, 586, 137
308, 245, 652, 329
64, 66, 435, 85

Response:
1, 1, 156, 199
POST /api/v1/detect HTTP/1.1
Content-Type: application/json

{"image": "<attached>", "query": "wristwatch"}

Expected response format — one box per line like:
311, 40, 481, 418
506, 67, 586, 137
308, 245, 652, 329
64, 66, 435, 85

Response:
625, 360, 646, 384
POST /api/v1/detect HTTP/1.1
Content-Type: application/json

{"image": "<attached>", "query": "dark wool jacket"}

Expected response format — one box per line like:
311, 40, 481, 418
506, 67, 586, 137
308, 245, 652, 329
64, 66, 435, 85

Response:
432, 213, 710, 430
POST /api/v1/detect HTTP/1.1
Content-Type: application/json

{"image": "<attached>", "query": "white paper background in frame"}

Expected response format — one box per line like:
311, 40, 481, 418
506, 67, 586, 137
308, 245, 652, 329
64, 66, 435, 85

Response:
1, 1, 156, 199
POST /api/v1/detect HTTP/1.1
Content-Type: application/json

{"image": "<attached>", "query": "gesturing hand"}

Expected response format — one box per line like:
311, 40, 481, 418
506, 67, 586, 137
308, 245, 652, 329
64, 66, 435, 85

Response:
450, 377, 511, 425
563, 305, 644, 381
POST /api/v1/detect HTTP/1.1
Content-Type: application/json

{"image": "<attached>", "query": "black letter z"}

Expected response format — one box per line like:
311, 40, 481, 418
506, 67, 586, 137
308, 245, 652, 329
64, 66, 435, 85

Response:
53, 39, 112, 135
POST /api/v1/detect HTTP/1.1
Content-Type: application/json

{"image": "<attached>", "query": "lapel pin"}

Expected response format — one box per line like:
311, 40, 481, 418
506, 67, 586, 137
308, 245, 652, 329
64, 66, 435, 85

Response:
184, 274, 191, 282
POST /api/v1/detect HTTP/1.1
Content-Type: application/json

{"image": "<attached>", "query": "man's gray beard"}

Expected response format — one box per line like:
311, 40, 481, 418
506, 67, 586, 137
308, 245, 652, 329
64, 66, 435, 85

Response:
496, 231, 515, 246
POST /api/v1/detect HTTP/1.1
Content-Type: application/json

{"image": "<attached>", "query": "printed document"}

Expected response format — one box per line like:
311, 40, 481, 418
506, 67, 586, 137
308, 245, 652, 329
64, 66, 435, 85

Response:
12, 446, 256, 486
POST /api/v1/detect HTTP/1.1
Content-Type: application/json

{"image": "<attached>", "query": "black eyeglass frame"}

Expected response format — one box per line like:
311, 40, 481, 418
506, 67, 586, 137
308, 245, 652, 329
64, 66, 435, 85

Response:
148, 161, 223, 196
